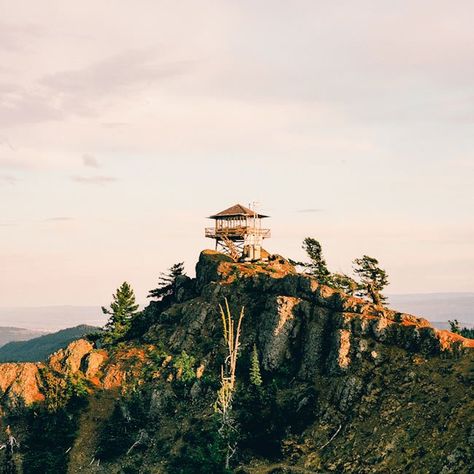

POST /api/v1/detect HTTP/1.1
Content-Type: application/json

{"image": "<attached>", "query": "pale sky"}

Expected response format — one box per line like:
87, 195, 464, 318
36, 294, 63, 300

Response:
1, 0, 473, 307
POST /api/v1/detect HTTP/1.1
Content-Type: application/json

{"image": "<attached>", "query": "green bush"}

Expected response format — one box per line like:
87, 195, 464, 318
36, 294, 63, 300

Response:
173, 351, 196, 384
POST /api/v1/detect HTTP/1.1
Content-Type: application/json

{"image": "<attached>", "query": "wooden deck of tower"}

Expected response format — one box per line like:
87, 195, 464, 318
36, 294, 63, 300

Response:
205, 203, 271, 261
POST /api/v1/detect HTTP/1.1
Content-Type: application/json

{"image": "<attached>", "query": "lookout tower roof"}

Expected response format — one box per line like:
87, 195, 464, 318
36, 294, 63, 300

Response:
209, 203, 269, 219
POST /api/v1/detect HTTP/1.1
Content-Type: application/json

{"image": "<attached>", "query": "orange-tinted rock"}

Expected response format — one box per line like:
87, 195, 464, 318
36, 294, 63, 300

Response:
0, 362, 44, 406
49, 339, 94, 374
81, 350, 107, 379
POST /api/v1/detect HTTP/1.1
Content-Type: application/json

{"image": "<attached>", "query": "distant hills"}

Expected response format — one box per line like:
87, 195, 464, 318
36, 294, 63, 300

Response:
0, 306, 107, 331
0, 293, 471, 340
0, 327, 46, 348
0, 325, 99, 362
388, 292, 474, 329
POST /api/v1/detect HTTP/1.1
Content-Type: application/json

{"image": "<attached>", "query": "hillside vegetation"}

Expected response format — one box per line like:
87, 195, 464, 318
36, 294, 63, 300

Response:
0, 251, 472, 473
0, 325, 98, 362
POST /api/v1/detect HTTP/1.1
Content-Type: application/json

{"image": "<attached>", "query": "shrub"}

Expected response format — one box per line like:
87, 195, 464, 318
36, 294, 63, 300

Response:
173, 351, 196, 384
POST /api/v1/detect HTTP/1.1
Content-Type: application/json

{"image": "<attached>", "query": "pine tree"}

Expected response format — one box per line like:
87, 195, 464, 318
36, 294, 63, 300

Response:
353, 255, 389, 306
449, 319, 461, 334
249, 344, 262, 387
102, 282, 139, 344
301, 237, 332, 285
148, 262, 185, 301
331, 272, 360, 296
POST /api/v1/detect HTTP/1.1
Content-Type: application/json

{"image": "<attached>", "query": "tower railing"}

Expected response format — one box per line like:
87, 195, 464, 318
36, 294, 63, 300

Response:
205, 227, 271, 239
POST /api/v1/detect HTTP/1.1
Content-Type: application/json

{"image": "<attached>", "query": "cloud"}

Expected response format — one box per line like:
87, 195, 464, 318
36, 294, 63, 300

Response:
82, 153, 100, 168
0, 49, 193, 128
0, 85, 64, 128
0, 22, 44, 52
38, 49, 193, 116
41, 48, 191, 94
0, 175, 18, 185
71, 175, 116, 185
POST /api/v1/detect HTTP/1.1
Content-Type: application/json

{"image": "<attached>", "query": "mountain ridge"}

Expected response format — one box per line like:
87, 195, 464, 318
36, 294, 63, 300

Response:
0, 324, 99, 363
0, 327, 46, 348
0, 250, 472, 473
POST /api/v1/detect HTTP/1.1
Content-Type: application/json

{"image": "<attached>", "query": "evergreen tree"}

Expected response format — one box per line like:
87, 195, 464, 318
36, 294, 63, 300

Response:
460, 327, 474, 339
353, 255, 389, 306
102, 282, 139, 344
249, 344, 262, 387
301, 237, 332, 285
331, 272, 359, 296
448, 319, 461, 334
448, 319, 474, 338
148, 262, 185, 300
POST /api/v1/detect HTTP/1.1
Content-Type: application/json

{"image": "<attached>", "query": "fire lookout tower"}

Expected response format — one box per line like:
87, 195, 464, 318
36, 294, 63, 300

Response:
205, 203, 271, 261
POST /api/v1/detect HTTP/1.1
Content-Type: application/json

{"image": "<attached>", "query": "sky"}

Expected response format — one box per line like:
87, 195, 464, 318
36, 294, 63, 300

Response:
0, 0, 473, 307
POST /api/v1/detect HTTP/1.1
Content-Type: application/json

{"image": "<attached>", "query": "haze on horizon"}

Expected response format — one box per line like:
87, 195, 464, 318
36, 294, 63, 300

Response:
1, 1, 473, 307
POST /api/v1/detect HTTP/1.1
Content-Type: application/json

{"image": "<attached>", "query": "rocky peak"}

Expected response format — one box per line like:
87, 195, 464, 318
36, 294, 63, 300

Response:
0, 250, 472, 410
192, 251, 473, 372
195, 249, 295, 290
0, 250, 473, 473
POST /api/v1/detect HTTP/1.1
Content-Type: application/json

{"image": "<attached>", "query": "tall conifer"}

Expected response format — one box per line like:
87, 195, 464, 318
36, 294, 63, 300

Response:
249, 344, 262, 387
102, 282, 139, 343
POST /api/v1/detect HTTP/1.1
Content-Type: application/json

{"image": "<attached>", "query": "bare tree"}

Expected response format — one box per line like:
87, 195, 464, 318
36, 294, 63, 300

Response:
1, 426, 19, 474
215, 298, 245, 470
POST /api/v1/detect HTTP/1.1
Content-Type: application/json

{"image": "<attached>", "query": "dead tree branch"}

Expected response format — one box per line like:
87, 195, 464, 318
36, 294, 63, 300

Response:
320, 424, 342, 450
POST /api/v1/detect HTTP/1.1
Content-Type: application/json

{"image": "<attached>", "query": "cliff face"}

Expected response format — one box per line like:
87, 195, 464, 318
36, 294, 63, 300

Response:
0, 250, 473, 473
0, 362, 43, 406
147, 250, 472, 378
0, 340, 146, 411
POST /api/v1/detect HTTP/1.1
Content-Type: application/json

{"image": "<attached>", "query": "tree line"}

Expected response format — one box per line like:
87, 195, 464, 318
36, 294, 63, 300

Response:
448, 319, 474, 339
296, 237, 389, 305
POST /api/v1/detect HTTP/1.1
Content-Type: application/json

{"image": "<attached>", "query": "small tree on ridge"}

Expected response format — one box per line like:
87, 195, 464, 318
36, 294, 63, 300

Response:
148, 262, 186, 301
353, 255, 388, 306
301, 237, 332, 285
102, 282, 139, 344
331, 272, 359, 296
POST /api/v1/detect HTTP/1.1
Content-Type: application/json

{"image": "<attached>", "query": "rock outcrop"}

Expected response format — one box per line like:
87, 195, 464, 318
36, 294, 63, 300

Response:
0, 362, 43, 407
0, 249, 472, 473
148, 250, 473, 379
49, 339, 95, 374
0, 341, 108, 409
